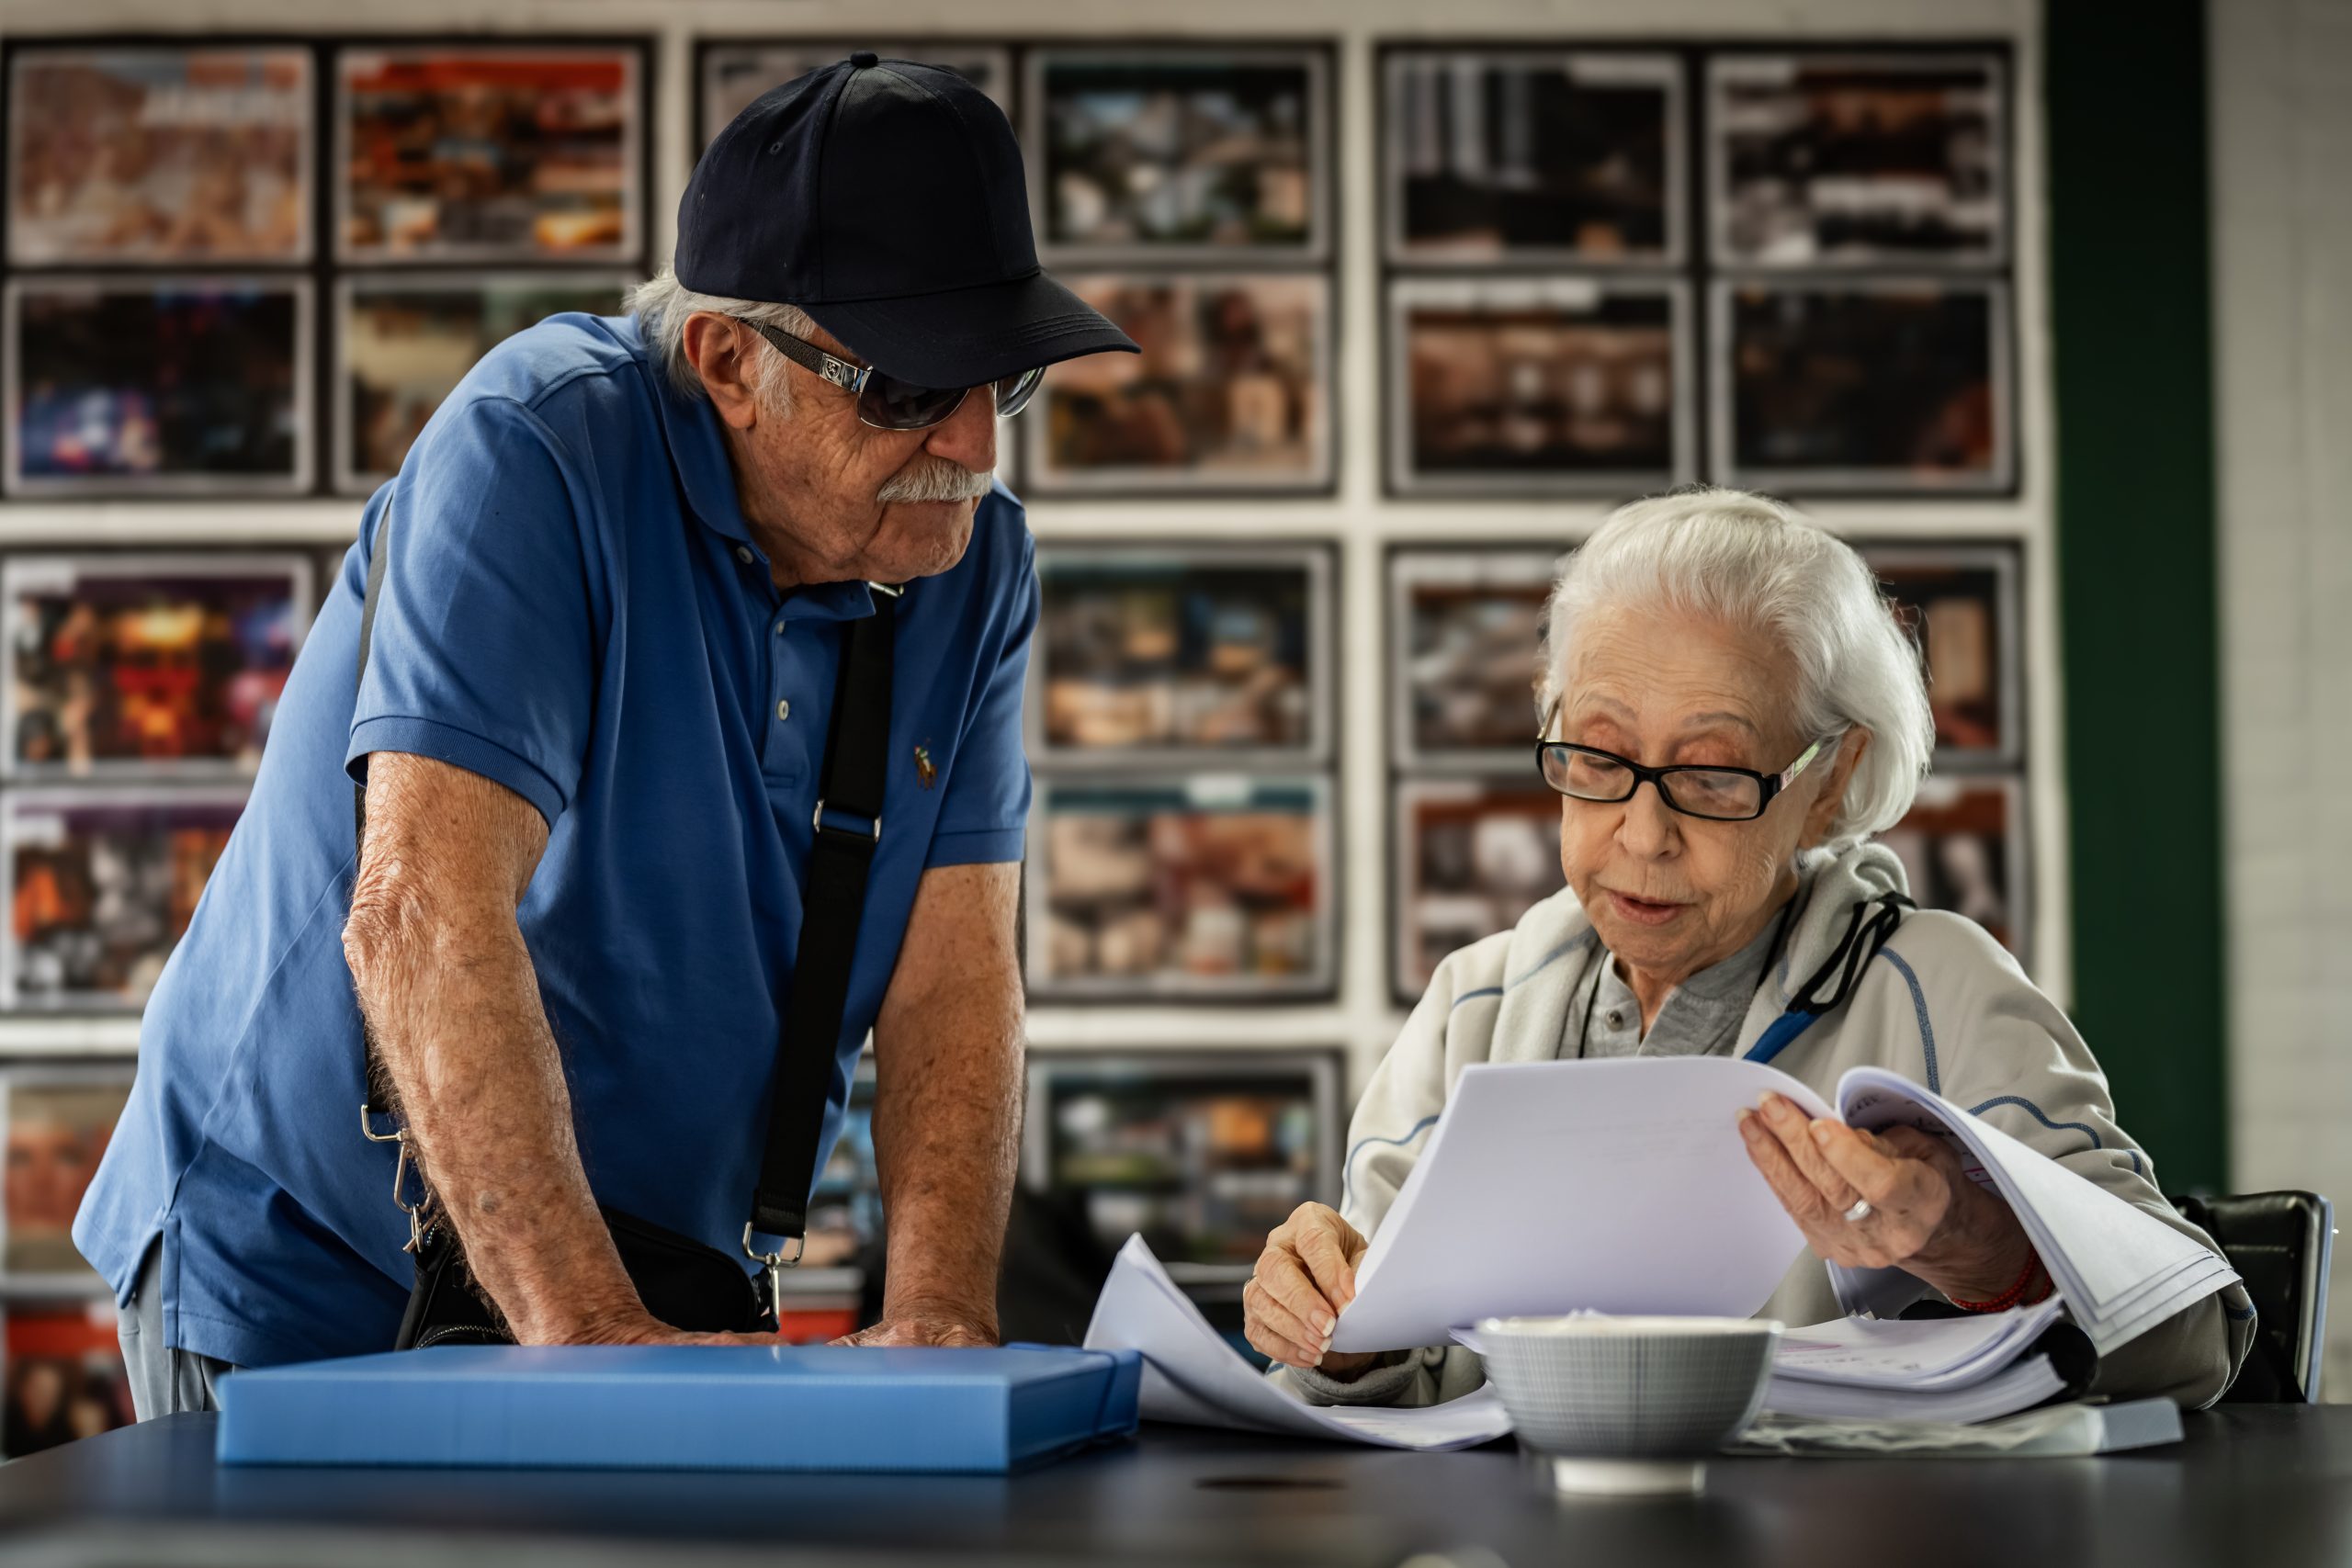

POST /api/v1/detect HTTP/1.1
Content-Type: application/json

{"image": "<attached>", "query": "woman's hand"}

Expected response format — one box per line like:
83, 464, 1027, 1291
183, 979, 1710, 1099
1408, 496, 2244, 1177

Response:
1737, 1091, 2037, 1304
1245, 1201, 1377, 1378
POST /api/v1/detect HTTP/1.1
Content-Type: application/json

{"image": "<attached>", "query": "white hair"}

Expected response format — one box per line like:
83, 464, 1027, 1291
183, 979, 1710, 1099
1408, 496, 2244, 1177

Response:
627, 265, 815, 405
1536, 487, 1936, 846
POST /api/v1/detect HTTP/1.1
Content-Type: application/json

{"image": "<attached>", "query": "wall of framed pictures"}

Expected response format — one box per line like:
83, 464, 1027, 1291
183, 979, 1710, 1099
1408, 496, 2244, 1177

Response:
0, 0, 2060, 1363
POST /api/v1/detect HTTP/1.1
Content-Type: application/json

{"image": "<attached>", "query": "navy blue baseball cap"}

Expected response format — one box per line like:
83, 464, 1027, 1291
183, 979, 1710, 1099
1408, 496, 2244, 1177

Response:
675, 51, 1137, 389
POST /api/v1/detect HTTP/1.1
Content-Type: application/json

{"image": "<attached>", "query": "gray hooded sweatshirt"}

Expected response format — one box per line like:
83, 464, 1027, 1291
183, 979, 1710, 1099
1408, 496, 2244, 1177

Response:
1275, 842, 2254, 1411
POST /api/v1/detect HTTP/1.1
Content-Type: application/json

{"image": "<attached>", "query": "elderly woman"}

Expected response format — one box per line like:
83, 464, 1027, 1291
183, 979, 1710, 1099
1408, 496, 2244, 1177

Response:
1249, 490, 2253, 1410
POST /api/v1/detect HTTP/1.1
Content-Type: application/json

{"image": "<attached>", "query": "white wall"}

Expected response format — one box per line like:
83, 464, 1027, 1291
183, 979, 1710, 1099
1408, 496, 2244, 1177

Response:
2211, 0, 2352, 1399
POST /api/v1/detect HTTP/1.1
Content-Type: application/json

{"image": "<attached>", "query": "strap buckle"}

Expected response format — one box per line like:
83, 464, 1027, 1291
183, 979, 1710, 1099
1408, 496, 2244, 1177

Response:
812, 798, 880, 841
359, 1102, 429, 1255
743, 1224, 806, 1324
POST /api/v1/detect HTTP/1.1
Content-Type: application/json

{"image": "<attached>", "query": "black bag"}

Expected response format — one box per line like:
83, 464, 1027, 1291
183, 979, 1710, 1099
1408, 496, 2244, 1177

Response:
352, 519, 899, 1347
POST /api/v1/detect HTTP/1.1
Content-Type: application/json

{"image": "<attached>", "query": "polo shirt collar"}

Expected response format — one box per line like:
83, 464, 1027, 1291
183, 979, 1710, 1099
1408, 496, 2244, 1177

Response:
639, 322, 753, 547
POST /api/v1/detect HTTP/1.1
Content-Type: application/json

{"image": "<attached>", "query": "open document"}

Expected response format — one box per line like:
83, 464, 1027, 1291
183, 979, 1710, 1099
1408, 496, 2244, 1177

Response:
1081, 1235, 1512, 1450
1326, 1057, 2237, 1360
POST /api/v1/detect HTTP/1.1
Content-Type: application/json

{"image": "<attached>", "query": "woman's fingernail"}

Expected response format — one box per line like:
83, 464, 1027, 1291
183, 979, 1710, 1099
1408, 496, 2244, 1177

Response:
1811, 1122, 1836, 1145
1736, 1108, 1755, 1127
1315, 1314, 1334, 1335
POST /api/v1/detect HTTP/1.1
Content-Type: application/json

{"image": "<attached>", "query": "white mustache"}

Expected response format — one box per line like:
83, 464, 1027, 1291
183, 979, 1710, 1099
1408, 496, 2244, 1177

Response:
875, 457, 993, 504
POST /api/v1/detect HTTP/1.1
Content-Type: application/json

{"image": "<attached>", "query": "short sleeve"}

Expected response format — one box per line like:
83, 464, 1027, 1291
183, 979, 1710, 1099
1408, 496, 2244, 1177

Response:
923, 539, 1037, 869
345, 397, 598, 826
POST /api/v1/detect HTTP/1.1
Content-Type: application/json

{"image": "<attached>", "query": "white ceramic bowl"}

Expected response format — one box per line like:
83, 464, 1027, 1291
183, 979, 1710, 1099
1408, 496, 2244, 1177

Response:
1475, 1315, 1782, 1495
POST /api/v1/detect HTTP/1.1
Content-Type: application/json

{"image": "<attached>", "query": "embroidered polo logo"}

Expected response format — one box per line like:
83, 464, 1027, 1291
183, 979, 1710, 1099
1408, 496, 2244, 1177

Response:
913, 742, 937, 789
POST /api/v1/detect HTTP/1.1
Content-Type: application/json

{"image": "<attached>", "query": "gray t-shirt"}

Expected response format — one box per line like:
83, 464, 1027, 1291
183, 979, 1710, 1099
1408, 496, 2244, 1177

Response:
1569, 904, 1790, 1059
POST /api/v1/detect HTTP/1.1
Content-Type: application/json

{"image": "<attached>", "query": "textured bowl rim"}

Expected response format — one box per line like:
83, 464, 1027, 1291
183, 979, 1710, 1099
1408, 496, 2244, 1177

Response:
1476, 1314, 1787, 1338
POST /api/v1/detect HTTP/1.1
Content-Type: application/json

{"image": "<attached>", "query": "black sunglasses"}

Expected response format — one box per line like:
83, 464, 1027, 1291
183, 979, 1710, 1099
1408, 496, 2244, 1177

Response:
739, 319, 1046, 432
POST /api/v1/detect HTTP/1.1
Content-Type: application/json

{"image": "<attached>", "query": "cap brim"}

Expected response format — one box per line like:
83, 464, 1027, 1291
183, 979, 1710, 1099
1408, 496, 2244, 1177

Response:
802, 269, 1138, 389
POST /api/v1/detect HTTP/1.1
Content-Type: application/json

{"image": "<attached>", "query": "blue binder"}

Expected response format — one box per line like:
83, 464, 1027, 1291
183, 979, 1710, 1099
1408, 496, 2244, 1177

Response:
214, 1344, 1141, 1472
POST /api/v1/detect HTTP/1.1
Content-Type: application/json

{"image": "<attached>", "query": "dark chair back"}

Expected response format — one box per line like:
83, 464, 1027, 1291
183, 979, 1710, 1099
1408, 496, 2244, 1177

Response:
2169, 1190, 2334, 1403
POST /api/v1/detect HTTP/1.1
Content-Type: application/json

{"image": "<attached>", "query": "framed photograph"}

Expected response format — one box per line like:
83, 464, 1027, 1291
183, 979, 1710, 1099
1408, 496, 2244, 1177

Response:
2, 555, 312, 780
1021, 1048, 1344, 1285
336, 274, 635, 493
1, 788, 244, 1011
1026, 273, 1331, 493
1032, 545, 1330, 769
1026, 47, 1329, 262
1392, 778, 1567, 1005
335, 44, 644, 264
0, 1068, 130, 1287
1389, 276, 1690, 497
1860, 543, 2020, 767
6, 45, 312, 265
1883, 773, 2028, 961
1388, 547, 1560, 773
4, 276, 311, 497
1712, 278, 2013, 493
1, 1302, 133, 1460
1384, 50, 1681, 265
1027, 775, 1333, 1001
698, 44, 1012, 148
1709, 51, 2007, 267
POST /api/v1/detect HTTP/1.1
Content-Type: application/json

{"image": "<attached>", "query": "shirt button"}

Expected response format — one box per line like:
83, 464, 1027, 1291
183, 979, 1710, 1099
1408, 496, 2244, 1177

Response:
776, 699, 791, 722
736, 546, 754, 564
775, 621, 786, 635
1607, 1010, 1625, 1029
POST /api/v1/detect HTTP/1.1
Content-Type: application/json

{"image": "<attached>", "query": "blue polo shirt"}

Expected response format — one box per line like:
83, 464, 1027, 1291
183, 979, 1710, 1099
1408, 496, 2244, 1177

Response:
73, 313, 1037, 1369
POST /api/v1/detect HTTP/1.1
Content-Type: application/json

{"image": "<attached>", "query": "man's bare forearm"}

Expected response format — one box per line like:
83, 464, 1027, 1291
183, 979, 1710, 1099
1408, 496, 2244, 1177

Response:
867, 862, 1025, 1335
343, 752, 643, 1343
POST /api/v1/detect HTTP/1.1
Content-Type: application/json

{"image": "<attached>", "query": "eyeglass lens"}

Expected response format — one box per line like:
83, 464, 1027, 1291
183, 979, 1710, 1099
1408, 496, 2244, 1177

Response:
1539, 746, 1764, 821
860, 365, 1049, 432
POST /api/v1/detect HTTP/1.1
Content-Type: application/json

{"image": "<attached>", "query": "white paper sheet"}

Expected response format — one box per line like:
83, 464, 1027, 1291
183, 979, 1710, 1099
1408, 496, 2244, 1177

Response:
1762, 1355, 2067, 1424
1081, 1235, 1513, 1451
1770, 1299, 2066, 1390
1329, 1058, 1821, 1353
1832, 1068, 2238, 1356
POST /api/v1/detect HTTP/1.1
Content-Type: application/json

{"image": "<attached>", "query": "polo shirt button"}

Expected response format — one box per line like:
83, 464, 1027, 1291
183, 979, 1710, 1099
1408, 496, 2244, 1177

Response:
736, 546, 754, 564
1607, 1010, 1625, 1029
776, 699, 791, 722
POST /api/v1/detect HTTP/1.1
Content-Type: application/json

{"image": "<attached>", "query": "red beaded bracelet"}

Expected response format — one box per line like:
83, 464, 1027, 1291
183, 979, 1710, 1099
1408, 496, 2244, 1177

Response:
1948, 1249, 2052, 1313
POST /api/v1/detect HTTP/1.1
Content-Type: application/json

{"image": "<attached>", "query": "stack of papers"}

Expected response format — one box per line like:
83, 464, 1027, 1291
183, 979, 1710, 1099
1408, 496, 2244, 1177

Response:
1736, 1398, 2183, 1458
1081, 1235, 1512, 1451
1762, 1301, 2075, 1422
1322, 1057, 2238, 1365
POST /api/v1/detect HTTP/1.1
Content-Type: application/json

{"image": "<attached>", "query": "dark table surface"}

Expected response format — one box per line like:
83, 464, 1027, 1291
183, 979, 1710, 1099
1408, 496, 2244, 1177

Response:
0, 1406, 2346, 1568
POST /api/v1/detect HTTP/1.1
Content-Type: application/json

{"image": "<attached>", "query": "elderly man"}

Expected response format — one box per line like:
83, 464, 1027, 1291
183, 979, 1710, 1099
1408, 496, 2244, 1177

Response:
75, 54, 1137, 1416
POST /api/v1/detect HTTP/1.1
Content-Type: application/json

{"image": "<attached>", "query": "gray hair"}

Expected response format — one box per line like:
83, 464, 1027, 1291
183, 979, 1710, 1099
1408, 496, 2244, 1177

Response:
627, 265, 816, 404
1537, 487, 1935, 845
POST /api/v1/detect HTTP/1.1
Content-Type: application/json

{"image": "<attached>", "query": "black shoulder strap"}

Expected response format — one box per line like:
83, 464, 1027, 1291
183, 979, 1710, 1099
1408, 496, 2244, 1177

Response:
751, 586, 896, 1242
354, 522, 895, 1249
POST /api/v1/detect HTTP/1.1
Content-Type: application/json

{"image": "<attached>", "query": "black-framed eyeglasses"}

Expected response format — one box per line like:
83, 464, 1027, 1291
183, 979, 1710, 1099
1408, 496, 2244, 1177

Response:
1532, 726, 1839, 823
738, 318, 1046, 432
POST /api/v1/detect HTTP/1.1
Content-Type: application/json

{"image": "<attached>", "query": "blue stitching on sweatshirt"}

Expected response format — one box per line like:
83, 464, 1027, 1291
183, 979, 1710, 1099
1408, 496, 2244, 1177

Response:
1966, 1094, 2143, 1178
1878, 948, 1939, 1095
1505, 929, 1599, 991
1340, 1113, 1440, 1213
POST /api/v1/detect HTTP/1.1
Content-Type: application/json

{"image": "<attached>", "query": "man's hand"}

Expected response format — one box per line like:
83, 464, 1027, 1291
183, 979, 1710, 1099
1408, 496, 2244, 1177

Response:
832, 1313, 996, 1348
865, 862, 1023, 1347
1738, 1090, 2035, 1303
